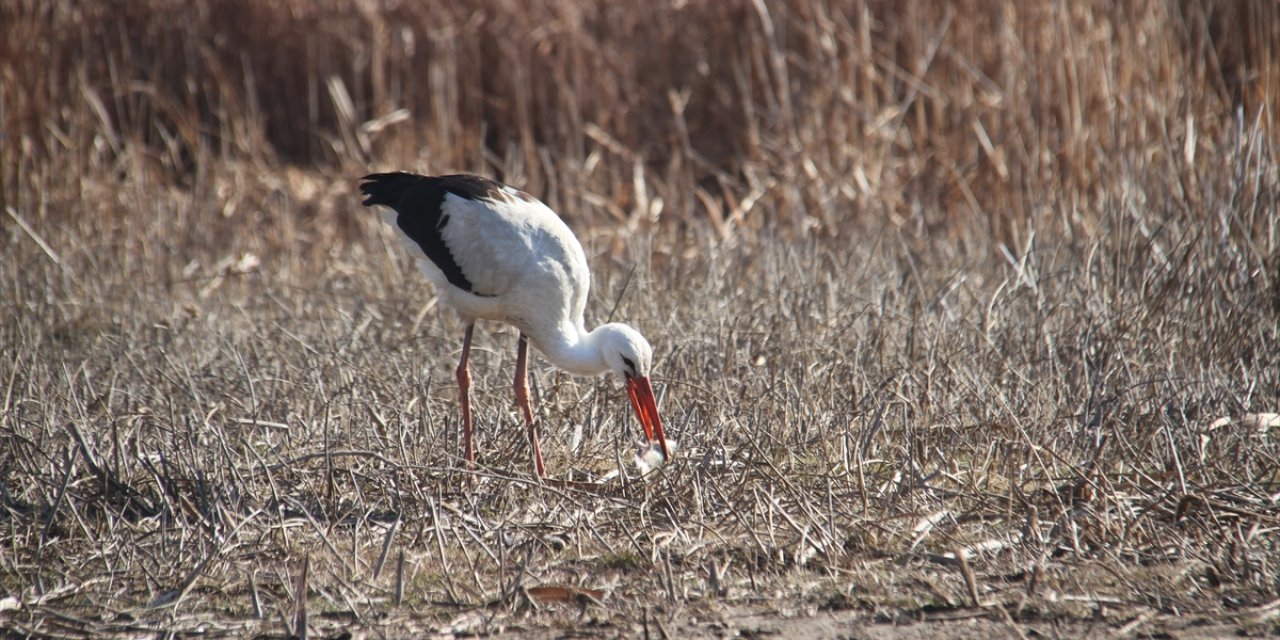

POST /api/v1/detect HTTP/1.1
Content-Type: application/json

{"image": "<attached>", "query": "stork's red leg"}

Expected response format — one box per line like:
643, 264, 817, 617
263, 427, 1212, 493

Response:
514, 333, 545, 478
456, 322, 476, 470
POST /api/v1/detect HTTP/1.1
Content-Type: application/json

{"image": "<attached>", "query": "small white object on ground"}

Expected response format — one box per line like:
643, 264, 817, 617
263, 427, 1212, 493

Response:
635, 439, 677, 476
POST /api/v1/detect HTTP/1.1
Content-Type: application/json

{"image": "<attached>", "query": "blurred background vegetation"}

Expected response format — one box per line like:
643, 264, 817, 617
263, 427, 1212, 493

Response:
3, 1, 1275, 241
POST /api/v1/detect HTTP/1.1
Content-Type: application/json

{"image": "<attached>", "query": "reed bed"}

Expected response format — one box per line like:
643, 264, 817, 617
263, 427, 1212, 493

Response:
2, 1, 1277, 637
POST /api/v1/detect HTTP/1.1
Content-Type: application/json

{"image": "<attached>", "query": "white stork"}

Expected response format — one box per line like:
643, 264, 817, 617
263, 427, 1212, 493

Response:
360, 172, 671, 478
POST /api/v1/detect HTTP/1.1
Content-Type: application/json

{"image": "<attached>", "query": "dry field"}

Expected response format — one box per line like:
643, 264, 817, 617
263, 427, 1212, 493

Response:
3, 1, 1279, 638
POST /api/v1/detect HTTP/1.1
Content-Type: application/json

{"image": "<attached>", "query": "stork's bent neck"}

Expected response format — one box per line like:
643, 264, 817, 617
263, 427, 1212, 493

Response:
532, 320, 609, 377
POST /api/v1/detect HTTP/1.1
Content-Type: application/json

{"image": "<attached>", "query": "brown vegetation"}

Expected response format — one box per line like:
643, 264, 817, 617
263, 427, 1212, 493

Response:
2, 1, 1278, 637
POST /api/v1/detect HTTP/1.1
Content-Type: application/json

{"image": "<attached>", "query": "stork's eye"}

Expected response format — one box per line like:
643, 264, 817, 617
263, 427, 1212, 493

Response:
621, 356, 637, 377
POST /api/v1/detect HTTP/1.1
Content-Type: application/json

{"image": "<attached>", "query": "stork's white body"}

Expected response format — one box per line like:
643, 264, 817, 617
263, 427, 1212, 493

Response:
380, 190, 600, 375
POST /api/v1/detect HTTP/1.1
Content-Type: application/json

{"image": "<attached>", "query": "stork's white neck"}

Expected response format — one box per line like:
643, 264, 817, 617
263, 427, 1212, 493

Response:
533, 321, 610, 377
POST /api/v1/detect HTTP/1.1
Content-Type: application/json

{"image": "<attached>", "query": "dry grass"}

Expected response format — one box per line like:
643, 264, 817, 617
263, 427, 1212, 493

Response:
2, 1, 1279, 637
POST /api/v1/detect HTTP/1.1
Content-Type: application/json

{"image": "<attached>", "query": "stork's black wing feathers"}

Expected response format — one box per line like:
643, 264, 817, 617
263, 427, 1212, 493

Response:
360, 172, 493, 295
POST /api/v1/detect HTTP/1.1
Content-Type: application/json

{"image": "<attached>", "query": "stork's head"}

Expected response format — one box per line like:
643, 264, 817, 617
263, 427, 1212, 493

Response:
595, 323, 671, 463
596, 323, 653, 380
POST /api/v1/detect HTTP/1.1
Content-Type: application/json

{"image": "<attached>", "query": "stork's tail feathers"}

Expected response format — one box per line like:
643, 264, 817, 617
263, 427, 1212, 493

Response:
360, 171, 487, 296
359, 172, 423, 208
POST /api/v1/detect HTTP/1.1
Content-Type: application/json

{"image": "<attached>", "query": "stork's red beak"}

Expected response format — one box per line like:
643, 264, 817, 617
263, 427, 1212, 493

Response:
625, 375, 670, 461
